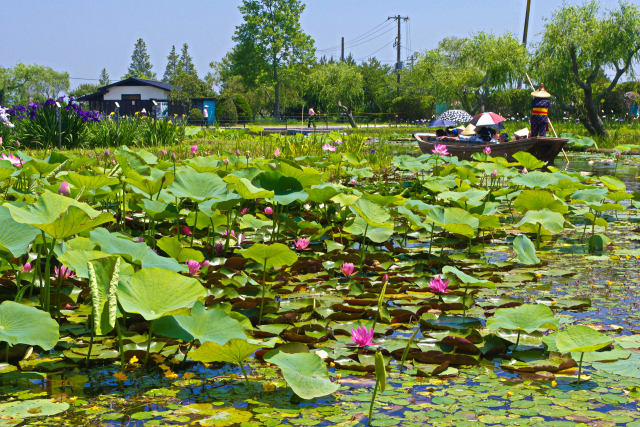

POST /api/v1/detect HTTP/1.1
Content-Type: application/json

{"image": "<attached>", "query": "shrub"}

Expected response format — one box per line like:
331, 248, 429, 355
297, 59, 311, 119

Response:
188, 108, 203, 125
215, 97, 238, 125
390, 95, 435, 122
233, 94, 252, 122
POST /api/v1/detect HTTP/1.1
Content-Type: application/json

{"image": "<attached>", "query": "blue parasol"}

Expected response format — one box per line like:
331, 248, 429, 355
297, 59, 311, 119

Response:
429, 118, 457, 128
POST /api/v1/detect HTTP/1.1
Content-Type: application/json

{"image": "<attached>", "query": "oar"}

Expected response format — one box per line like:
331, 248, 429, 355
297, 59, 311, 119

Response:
524, 72, 570, 163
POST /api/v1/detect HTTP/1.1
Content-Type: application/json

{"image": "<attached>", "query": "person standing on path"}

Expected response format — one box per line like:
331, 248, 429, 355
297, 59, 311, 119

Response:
203, 105, 209, 128
308, 106, 316, 128
530, 84, 551, 137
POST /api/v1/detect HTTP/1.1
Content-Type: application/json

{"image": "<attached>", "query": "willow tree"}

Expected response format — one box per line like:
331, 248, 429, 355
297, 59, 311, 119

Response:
234, 0, 315, 119
534, 1, 640, 135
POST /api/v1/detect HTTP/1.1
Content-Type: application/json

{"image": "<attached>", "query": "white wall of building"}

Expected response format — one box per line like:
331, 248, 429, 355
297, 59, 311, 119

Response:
103, 85, 170, 101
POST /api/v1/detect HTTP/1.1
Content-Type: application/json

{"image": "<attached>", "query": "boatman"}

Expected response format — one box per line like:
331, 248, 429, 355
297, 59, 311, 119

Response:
530, 84, 551, 137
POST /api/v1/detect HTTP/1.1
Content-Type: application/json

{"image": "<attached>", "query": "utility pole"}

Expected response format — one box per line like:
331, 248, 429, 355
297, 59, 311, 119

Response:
518, 0, 532, 89
341, 37, 345, 62
388, 15, 409, 96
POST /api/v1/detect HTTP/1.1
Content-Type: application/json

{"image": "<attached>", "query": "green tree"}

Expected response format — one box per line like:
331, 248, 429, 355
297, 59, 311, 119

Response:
0, 64, 69, 105
178, 43, 197, 76
69, 83, 99, 98
533, 1, 640, 135
123, 38, 156, 80
169, 71, 210, 102
306, 63, 364, 114
359, 58, 394, 113
234, 0, 315, 119
163, 45, 179, 82
99, 68, 110, 86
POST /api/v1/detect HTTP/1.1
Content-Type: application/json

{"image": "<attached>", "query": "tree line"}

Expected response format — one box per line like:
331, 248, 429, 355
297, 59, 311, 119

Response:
1, 0, 639, 135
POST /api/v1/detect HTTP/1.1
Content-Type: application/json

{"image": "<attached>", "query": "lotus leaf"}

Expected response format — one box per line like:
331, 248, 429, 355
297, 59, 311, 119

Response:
0, 206, 40, 257
167, 167, 227, 201
513, 152, 546, 170
171, 301, 246, 345
191, 338, 261, 365
239, 243, 298, 270
555, 325, 613, 353
0, 301, 59, 349
350, 198, 392, 228
486, 304, 558, 334
516, 209, 565, 235
513, 235, 540, 265
513, 190, 568, 214
0, 399, 69, 419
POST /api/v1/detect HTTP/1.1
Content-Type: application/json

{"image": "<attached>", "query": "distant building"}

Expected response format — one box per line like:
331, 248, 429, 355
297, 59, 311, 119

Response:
79, 77, 175, 116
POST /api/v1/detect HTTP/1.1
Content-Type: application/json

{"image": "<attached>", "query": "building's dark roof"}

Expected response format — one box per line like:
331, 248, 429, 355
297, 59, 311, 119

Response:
77, 78, 173, 101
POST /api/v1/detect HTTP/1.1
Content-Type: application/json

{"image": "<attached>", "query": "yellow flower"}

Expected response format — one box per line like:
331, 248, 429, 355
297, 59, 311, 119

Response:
202, 362, 211, 368
151, 354, 165, 363
535, 273, 542, 278
182, 372, 196, 380
68, 396, 78, 403
158, 364, 170, 371
551, 380, 557, 388
168, 358, 180, 365
164, 370, 178, 380
607, 280, 613, 286
129, 355, 139, 364
263, 382, 276, 392
113, 371, 128, 382
506, 391, 513, 397
329, 362, 335, 368
336, 373, 342, 379
625, 254, 631, 260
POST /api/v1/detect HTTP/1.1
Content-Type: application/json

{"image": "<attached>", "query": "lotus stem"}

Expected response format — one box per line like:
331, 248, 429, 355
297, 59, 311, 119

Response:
400, 327, 420, 372
239, 363, 251, 390
86, 325, 94, 365
116, 319, 124, 365
367, 376, 380, 427
191, 204, 198, 246
183, 341, 194, 362
360, 224, 369, 268
577, 352, 584, 385
258, 264, 268, 325
513, 331, 521, 354
144, 321, 155, 368
5, 344, 8, 364
428, 223, 435, 257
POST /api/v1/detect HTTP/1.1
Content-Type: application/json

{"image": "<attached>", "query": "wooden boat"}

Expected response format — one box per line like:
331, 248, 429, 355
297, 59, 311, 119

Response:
413, 133, 568, 162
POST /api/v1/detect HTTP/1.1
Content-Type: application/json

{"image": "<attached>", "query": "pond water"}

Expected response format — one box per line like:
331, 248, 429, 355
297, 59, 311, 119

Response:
1, 152, 639, 426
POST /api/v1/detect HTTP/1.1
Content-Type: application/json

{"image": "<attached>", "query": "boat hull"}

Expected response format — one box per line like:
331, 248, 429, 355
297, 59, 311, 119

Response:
413, 133, 568, 163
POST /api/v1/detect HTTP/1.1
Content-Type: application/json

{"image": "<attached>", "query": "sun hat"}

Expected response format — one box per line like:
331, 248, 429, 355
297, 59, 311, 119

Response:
461, 124, 477, 136
531, 84, 551, 98
514, 128, 530, 137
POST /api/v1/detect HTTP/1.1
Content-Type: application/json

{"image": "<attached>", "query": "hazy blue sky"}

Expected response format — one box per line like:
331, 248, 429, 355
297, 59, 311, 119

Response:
1, 0, 624, 88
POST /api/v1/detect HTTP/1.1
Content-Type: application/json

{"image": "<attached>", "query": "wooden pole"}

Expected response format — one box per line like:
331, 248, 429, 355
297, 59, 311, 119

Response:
524, 72, 570, 163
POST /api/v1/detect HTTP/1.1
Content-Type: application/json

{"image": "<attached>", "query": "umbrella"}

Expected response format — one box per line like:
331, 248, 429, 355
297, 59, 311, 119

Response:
470, 112, 506, 127
437, 109, 473, 124
429, 118, 456, 128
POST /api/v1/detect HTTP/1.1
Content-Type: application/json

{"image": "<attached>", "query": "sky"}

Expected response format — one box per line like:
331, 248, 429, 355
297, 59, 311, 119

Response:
1, 0, 625, 89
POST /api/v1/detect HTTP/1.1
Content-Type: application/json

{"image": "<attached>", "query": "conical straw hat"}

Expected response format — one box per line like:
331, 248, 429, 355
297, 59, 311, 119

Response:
461, 124, 477, 136
531, 84, 551, 98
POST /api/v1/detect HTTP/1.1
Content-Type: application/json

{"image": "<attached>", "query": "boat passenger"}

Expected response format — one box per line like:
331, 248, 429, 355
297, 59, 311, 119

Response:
499, 133, 510, 143
459, 124, 483, 143
530, 84, 551, 137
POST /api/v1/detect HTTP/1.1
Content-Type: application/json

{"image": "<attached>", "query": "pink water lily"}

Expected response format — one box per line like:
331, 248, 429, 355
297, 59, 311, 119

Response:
58, 181, 70, 196
21, 262, 32, 273
483, 146, 491, 154
186, 260, 202, 276
240, 208, 249, 215
182, 225, 192, 236
54, 265, 75, 280
264, 206, 273, 215
322, 143, 337, 152
432, 144, 449, 156
1, 153, 23, 167
340, 262, 357, 277
294, 237, 310, 250
351, 326, 374, 347
429, 275, 450, 293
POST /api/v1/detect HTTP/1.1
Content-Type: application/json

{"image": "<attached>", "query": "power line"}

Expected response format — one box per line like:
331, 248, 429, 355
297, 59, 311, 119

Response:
70, 77, 100, 81
316, 19, 392, 54
344, 26, 395, 50
357, 42, 392, 62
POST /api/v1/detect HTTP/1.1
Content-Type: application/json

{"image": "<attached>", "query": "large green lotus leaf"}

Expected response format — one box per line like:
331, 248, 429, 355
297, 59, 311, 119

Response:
264, 348, 339, 399
187, 156, 221, 173
279, 162, 325, 187
0, 206, 39, 257
175, 404, 253, 425
513, 190, 568, 214
252, 171, 307, 205
343, 215, 394, 243
5, 191, 114, 239
397, 206, 427, 230
64, 172, 119, 192
142, 199, 178, 220
191, 339, 261, 365
513, 235, 540, 265
167, 167, 227, 201
306, 183, 341, 203
125, 168, 173, 197
361, 193, 407, 207
420, 314, 483, 331
198, 193, 242, 213
511, 171, 561, 188
238, 214, 272, 230
239, 243, 298, 270
156, 236, 204, 263
513, 152, 546, 170
224, 175, 274, 199
426, 207, 479, 238
572, 344, 630, 362
555, 325, 613, 353
21, 158, 60, 175
486, 304, 558, 334
117, 268, 206, 320
0, 301, 59, 349
90, 228, 186, 273
599, 175, 625, 192
0, 399, 69, 419
442, 266, 495, 288
571, 188, 608, 204
174, 301, 246, 345
57, 249, 133, 280
350, 198, 391, 228
516, 209, 564, 235
115, 145, 153, 174
438, 188, 489, 204
88, 257, 121, 335
0, 165, 15, 181
593, 353, 640, 379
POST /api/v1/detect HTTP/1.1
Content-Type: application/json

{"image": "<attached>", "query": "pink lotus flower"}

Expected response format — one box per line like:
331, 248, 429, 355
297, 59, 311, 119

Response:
322, 143, 337, 152
54, 265, 75, 280
58, 181, 70, 196
383, 274, 388, 283
349, 179, 357, 185
224, 158, 229, 165
264, 206, 273, 215
294, 238, 310, 250
429, 275, 450, 293
0, 137, 2, 146
483, 146, 491, 154
15, 140, 20, 147
221, 229, 236, 238
432, 144, 449, 156
491, 169, 498, 177
240, 208, 249, 215
351, 326, 374, 347
615, 151, 621, 158
214, 242, 224, 256
182, 225, 192, 236
104, 149, 111, 156
522, 167, 528, 174
274, 148, 281, 157
190, 145, 198, 154
171, 152, 177, 160
340, 262, 357, 277
135, 237, 144, 243
21, 262, 32, 273
1, 153, 23, 167
161, 149, 167, 156
186, 260, 201, 276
